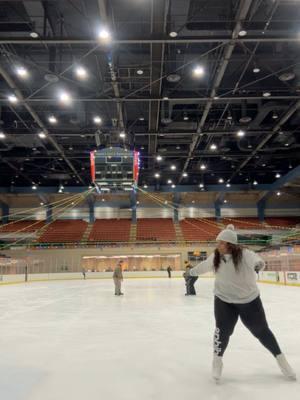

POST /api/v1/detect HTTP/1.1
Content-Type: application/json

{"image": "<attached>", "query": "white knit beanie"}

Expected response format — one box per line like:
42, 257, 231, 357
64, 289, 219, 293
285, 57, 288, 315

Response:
216, 224, 238, 245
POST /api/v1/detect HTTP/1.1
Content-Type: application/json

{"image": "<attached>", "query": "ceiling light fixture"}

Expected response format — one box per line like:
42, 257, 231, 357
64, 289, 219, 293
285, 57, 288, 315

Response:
182, 172, 188, 177
253, 180, 258, 185
75, 66, 88, 79
16, 66, 28, 78
119, 131, 126, 138
98, 28, 111, 42
59, 91, 72, 105
275, 173, 281, 178
169, 31, 178, 37
170, 165, 176, 170
93, 116, 102, 124
137, 69, 144, 75
154, 173, 160, 178
263, 91, 271, 97
210, 144, 217, 151
237, 129, 245, 137
238, 29, 247, 37
48, 115, 57, 124
8, 94, 18, 103
200, 164, 206, 170
156, 155, 162, 161
38, 131, 47, 139
193, 65, 204, 77
0, 132, 6, 139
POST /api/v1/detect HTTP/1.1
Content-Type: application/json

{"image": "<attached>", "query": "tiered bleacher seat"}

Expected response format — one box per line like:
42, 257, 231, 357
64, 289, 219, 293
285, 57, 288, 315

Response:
88, 219, 131, 242
264, 217, 300, 228
137, 218, 176, 241
0, 220, 45, 233
39, 220, 87, 243
180, 218, 221, 241
221, 218, 263, 229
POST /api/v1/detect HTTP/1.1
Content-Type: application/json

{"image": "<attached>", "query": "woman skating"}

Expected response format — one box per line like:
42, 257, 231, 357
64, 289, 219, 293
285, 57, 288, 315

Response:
189, 224, 296, 382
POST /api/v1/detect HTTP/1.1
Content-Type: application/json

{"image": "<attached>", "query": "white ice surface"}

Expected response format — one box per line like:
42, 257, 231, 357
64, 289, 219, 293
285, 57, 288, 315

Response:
0, 278, 299, 400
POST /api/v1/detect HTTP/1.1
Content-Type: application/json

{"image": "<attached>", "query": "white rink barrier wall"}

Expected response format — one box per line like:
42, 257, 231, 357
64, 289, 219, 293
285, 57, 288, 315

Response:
0, 270, 300, 286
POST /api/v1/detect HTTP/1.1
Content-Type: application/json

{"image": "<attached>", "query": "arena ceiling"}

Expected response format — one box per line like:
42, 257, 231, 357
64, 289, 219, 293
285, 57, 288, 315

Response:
0, 0, 300, 195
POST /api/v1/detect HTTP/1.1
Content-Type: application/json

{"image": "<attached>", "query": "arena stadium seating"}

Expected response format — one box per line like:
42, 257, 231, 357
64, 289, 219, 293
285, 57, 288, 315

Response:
137, 218, 176, 241
88, 219, 131, 242
39, 220, 87, 243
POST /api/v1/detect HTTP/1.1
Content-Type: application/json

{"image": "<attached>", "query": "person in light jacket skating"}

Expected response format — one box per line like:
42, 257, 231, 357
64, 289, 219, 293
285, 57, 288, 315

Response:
113, 260, 124, 296
183, 261, 198, 295
188, 224, 296, 383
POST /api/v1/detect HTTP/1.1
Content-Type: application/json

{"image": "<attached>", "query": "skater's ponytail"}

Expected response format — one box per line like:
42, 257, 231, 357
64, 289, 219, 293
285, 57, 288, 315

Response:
213, 243, 243, 272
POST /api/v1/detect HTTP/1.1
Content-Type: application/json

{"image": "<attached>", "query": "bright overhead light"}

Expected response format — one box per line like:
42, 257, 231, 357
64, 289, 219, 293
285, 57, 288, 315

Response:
75, 66, 88, 79
193, 65, 204, 77
276, 191, 281, 196
182, 172, 188, 177
253, 180, 258, 185
163, 96, 169, 100
119, 131, 126, 138
59, 91, 72, 105
0, 132, 6, 139
38, 131, 47, 139
226, 183, 231, 187
171, 184, 176, 188
169, 31, 178, 37
183, 114, 189, 121
32, 185, 37, 190
237, 129, 245, 137
156, 155, 162, 161
167, 179, 172, 184
253, 66, 260, 73
40, 202, 44, 206
170, 165, 176, 170
139, 116, 145, 121
199, 183, 204, 188
8, 94, 18, 103
143, 184, 148, 189
98, 28, 112, 42
164, 200, 168, 205
30, 32, 39, 38
200, 164, 206, 170
48, 115, 57, 124
154, 173, 160, 178
102, 198, 105, 202
16, 66, 28, 78
93, 116, 102, 124
285, 143, 289, 147
137, 69, 144, 75
218, 178, 224, 183
272, 112, 279, 119
263, 91, 271, 97
210, 144, 217, 151
224, 199, 228, 204
88, 185, 93, 189
238, 30, 247, 37
275, 173, 281, 178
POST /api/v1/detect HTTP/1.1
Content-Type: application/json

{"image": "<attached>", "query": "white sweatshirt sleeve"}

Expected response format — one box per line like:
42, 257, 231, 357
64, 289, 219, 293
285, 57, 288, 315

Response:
189, 253, 214, 276
244, 249, 265, 271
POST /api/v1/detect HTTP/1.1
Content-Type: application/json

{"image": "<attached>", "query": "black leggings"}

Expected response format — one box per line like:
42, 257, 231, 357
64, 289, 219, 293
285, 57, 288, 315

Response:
214, 296, 281, 357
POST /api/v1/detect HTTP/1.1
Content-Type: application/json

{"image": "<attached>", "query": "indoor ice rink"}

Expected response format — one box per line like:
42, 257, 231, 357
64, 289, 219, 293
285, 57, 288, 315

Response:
0, 0, 300, 399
